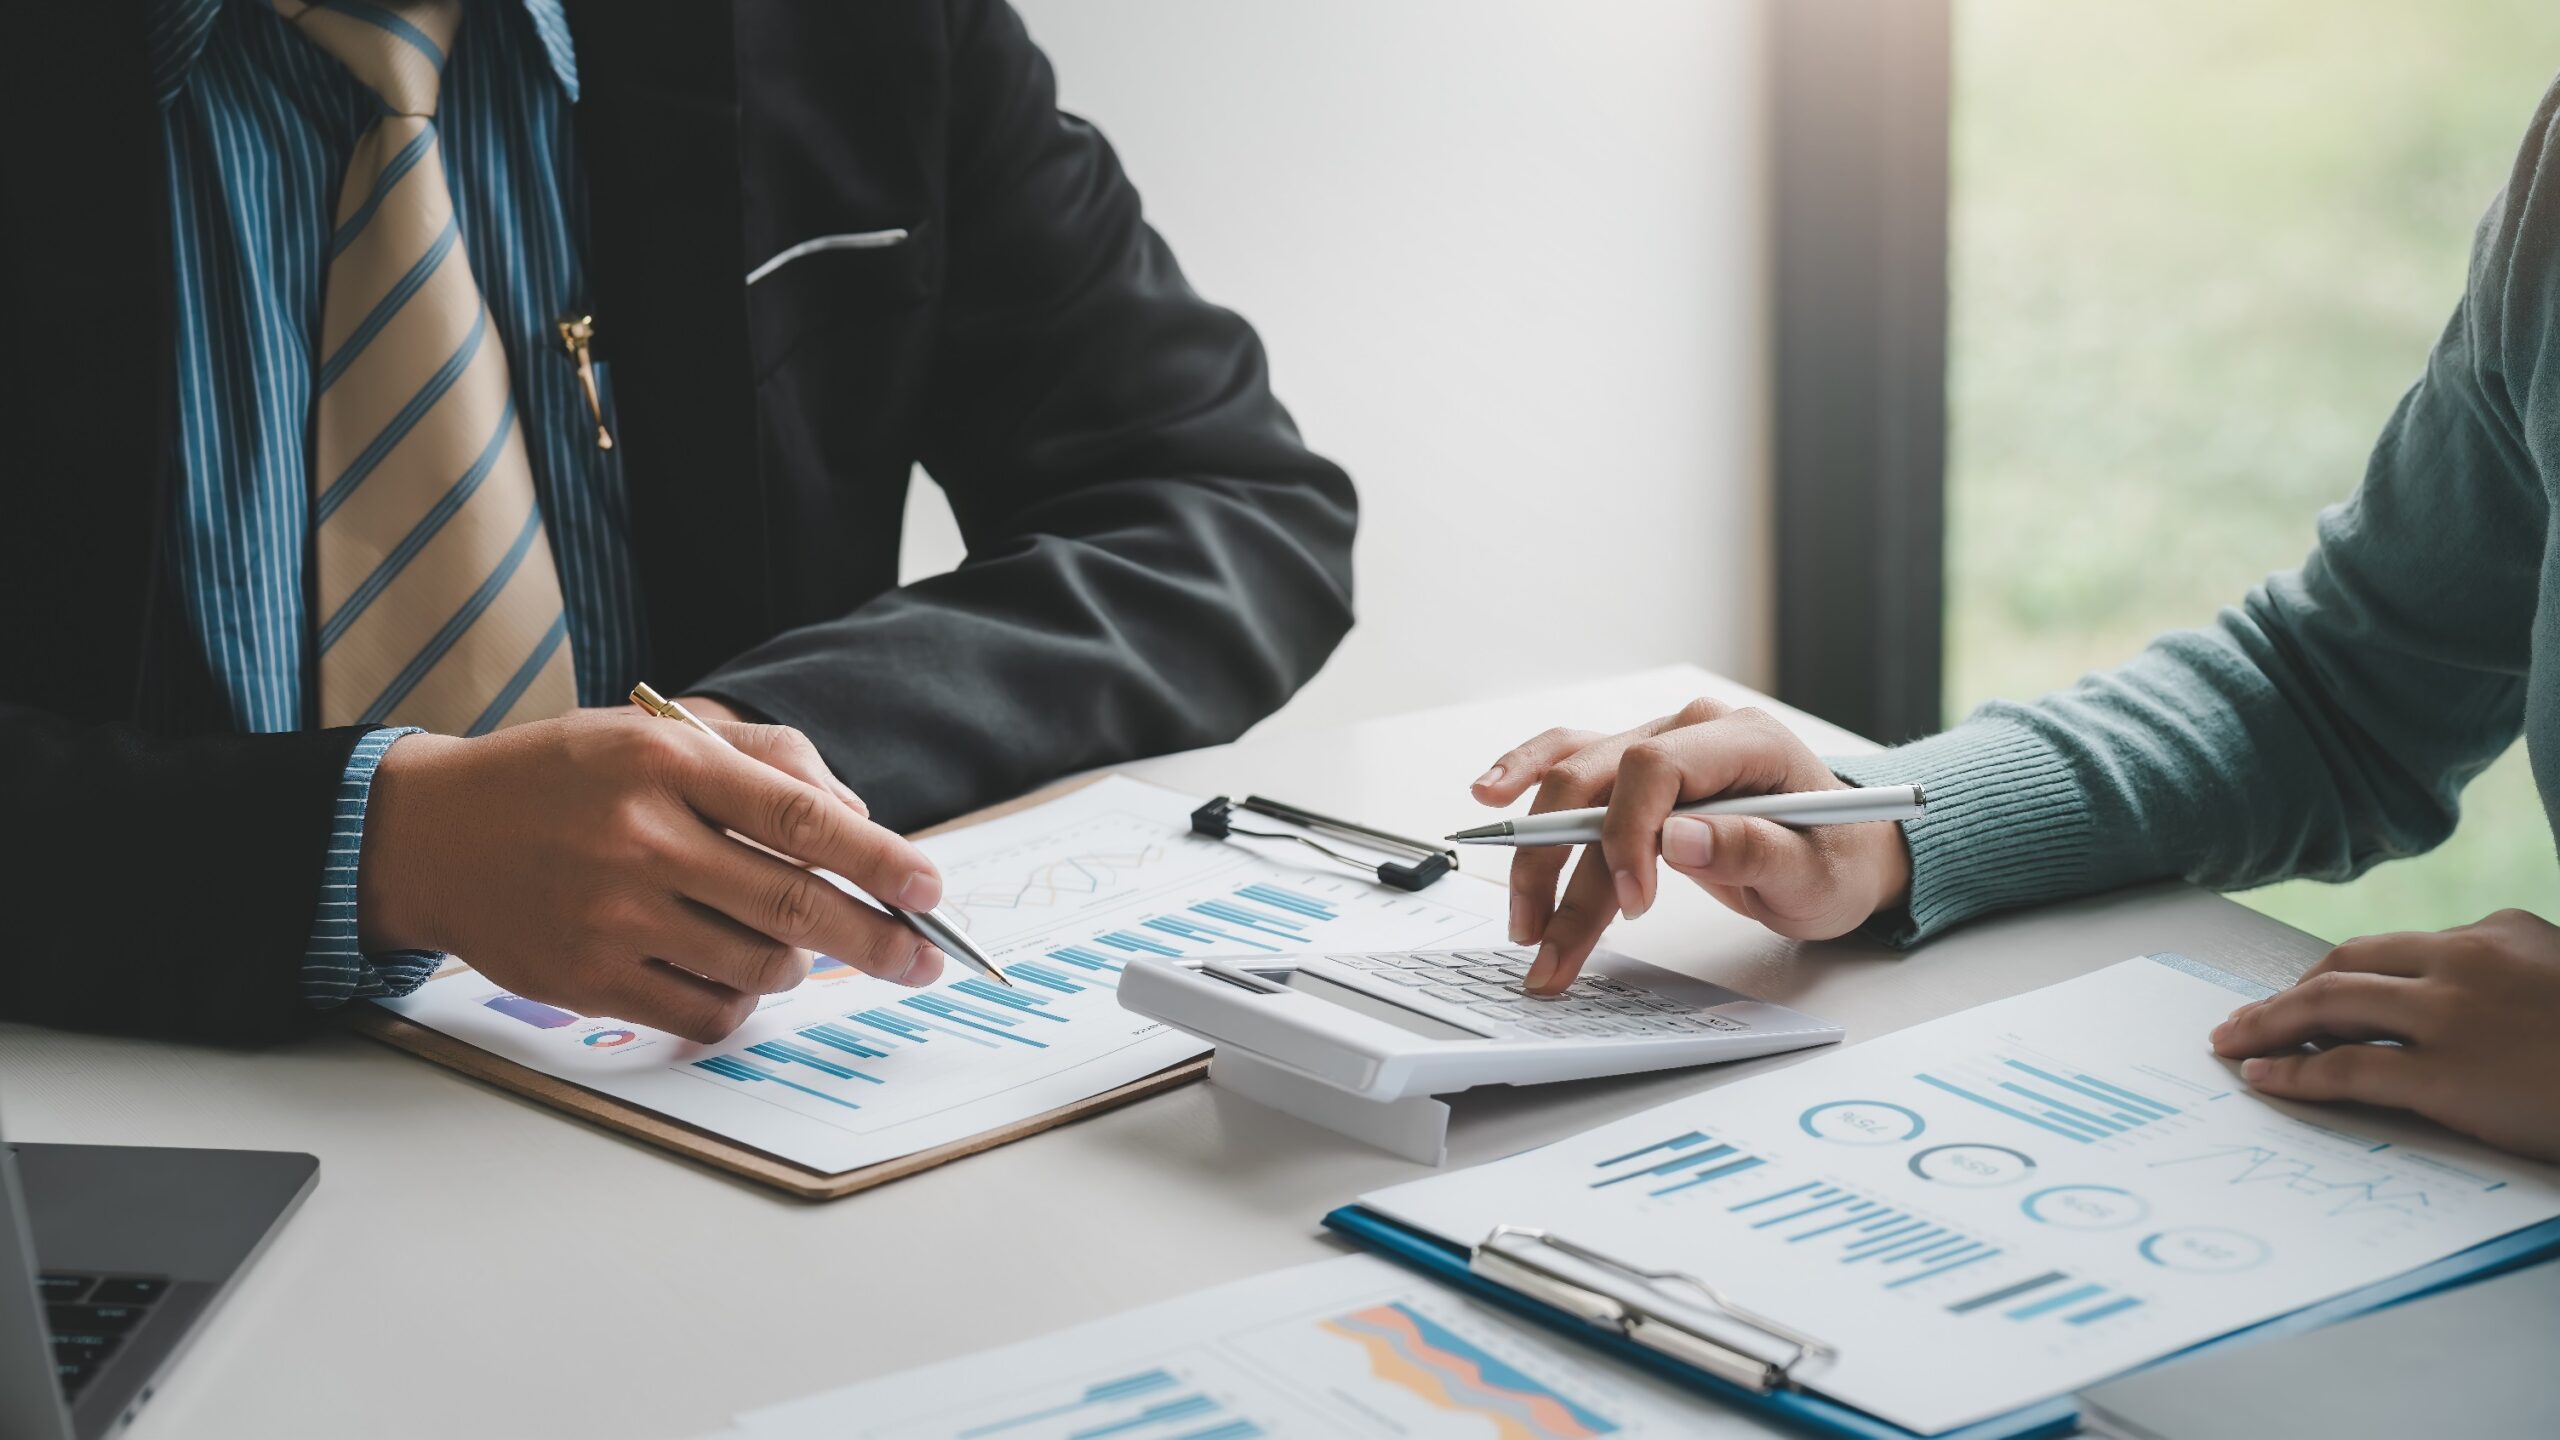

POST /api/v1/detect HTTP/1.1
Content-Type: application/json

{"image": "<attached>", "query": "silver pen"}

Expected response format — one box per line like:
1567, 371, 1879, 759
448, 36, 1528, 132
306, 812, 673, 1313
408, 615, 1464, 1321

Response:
1448, 784, 1925, 847
631, 683, 1011, 987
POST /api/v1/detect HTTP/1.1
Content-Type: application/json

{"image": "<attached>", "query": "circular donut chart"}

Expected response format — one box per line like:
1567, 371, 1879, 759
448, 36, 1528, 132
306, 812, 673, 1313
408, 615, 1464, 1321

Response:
1907, 1143, 2037, 1188
2139, 1227, 2271, 1273
2020, 1184, 2151, 1230
1798, 1100, 1928, 1145
582, 1029, 639, 1048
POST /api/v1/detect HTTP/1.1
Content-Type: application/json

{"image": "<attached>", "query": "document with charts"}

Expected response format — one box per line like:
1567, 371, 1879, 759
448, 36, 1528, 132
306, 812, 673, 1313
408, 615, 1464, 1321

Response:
725, 1254, 1764, 1438
376, 777, 1504, 1174
1357, 955, 2560, 1435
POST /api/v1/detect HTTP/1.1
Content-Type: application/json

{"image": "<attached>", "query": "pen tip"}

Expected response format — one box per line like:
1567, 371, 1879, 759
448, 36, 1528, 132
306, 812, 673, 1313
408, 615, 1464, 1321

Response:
1445, 823, 1507, 842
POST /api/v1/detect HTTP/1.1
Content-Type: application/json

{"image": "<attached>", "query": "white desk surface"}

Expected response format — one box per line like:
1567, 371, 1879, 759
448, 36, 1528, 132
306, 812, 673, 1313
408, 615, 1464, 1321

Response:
0, 665, 2332, 1439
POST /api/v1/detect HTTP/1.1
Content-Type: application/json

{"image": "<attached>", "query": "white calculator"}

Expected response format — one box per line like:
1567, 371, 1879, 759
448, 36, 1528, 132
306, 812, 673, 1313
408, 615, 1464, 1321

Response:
1116, 946, 1842, 1104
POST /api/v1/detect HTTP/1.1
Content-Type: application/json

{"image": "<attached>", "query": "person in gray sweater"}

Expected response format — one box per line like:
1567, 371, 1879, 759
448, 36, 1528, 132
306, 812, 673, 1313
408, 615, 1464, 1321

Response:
1473, 83, 2560, 1163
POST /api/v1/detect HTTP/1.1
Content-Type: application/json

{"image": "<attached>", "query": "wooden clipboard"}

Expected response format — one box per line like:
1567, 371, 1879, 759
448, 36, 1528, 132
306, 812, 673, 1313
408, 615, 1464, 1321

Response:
341, 773, 1209, 1200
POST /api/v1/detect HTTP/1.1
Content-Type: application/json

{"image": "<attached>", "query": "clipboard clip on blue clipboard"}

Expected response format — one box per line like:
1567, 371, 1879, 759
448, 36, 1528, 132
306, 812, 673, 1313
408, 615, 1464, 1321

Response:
1471, 1225, 1840, 1394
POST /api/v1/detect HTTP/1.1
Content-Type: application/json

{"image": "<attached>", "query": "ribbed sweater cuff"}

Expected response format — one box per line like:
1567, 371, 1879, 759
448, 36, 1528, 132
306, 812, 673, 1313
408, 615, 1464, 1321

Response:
1826, 720, 2094, 947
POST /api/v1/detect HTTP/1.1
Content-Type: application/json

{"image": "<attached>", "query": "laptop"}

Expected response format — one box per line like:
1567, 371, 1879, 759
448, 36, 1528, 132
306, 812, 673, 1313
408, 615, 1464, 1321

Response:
0, 1120, 315, 1439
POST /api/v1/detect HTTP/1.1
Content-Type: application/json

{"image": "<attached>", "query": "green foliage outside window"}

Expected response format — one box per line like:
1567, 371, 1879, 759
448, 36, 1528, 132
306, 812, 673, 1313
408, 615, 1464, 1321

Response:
1947, 2, 2560, 941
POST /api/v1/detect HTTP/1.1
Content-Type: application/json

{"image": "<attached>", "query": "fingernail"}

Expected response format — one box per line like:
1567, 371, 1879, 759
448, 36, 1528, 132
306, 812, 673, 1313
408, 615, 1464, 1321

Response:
2208, 1019, 2230, 1042
901, 946, 946, 986
1474, 765, 1505, 789
897, 870, 941, 909
1613, 868, 1644, 918
1662, 815, 1713, 867
836, 784, 869, 816
1509, 896, 1535, 945
2241, 1057, 2270, 1081
1524, 948, 1558, 992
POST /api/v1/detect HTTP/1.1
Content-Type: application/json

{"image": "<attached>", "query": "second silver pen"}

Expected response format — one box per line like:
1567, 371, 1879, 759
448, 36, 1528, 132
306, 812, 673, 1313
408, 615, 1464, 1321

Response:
1447, 784, 1925, 847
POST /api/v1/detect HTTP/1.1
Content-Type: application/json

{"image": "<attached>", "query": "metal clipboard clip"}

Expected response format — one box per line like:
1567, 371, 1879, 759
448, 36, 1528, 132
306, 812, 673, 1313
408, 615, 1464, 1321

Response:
1189, 795, 1456, 891
1469, 1225, 1838, 1394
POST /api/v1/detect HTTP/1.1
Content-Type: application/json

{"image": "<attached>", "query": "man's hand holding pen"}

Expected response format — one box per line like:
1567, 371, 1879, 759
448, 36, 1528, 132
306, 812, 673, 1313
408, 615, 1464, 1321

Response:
357, 707, 947, 1044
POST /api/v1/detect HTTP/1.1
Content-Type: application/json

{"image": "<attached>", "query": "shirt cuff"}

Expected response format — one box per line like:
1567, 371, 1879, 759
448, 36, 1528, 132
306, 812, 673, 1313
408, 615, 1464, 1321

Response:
1826, 719, 2096, 948
301, 726, 445, 1009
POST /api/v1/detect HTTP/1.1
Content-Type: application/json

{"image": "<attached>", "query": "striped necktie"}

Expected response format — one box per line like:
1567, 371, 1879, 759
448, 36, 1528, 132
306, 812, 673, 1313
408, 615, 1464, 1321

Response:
283, 0, 578, 734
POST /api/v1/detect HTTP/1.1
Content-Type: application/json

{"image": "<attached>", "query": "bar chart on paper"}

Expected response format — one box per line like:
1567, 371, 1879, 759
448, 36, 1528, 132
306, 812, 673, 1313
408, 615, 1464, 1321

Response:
379, 778, 1507, 1174
919, 1367, 1263, 1440
729, 1256, 1762, 1439
1915, 1049, 2216, 1148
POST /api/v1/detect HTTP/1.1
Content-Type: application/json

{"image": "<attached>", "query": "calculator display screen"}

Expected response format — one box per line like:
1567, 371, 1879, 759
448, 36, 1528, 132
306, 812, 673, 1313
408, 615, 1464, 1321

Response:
1270, 968, 1489, 1041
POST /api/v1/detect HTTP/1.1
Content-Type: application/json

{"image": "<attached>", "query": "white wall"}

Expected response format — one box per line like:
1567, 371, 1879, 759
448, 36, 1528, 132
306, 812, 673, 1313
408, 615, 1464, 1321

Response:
904, 0, 1771, 732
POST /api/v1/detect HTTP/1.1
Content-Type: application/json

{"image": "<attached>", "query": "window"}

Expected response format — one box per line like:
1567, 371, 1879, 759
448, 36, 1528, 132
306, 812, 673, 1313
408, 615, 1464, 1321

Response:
1945, 2, 2560, 939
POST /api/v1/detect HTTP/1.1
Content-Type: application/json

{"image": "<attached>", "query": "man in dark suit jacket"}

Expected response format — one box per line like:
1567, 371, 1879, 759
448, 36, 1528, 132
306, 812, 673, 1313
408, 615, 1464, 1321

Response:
0, 1, 1354, 1045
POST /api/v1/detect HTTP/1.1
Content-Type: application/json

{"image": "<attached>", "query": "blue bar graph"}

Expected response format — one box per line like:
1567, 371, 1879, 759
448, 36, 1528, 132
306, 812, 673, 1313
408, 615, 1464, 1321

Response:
951, 1365, 1263, 1440
955, 978, 1074, 1020
1048, 947, 1127, 974
1841, 1221, 1935, 1256
1848, 1225, 1953, 1263
1008, 961, 1088, 995
799, 1021, 893, 1059
1918, 1073, 2109, 1145
1143, 914, 1281, 952
903, 993, 1053, 1047
1188, 900, 1308, 940
1752, 1192, 1857, 1227
745, 1038, 885, 1085
1937, 1269, 2143, 1328
1886, 1245, 2002, 1288
1071, 1393, 1223, 1437
1717, 1176, 2008, 1293
1996, 1081, 2128, 1135
2068, 1295, 2145, 1325
1920, 1056, 2188, 1147
2005, 1060, 2180, 1118
849, 1005, 995, 1049
1891, 1235, 1975, 1265
1789, 1206, 1888, 1242
1098, 930, 1185, 957
2007, 1282, 2107, 1320
1587, 1131, 1770, 1198
1730, 1181, 1821, 1211
1654, 1157, 1765, 1195
692, 1054, 864, 1110
1237, 883, 1338, 920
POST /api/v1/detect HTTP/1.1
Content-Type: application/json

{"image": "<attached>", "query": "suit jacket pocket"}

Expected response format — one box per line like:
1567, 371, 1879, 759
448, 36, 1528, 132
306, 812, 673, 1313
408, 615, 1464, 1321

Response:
746, 223, 933, 377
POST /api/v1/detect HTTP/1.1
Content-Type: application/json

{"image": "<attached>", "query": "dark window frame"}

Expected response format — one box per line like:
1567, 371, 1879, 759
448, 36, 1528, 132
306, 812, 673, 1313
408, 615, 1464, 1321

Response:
1769, 0, 1953, 744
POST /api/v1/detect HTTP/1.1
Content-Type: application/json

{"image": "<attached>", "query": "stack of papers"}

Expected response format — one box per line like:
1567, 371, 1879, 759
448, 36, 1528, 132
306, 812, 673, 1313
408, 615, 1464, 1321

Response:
717, 1255, 1766, 1438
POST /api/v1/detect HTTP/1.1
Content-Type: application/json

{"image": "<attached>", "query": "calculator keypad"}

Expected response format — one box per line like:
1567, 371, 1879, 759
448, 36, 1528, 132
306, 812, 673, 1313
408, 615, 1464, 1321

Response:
1326, 949, 1747, 1038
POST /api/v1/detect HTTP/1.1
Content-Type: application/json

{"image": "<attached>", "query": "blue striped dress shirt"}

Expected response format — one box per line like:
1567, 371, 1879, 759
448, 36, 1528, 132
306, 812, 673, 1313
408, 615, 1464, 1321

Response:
149, 0, 652, 1005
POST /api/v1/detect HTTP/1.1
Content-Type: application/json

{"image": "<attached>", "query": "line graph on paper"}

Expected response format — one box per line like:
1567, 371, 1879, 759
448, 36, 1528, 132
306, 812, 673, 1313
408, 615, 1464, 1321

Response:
932, 813, 1234, 943
945, 835, 1171, 921
2145, 1143, 2437, 1220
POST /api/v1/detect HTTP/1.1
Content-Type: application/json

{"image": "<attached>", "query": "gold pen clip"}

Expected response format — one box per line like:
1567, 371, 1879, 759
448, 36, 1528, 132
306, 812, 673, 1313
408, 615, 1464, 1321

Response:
557, 313, 614, 451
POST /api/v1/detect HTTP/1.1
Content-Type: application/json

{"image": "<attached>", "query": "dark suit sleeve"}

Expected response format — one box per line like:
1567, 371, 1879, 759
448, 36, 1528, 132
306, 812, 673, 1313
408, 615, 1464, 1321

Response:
691, 0, 1357, 831
0, 706, 364, 1042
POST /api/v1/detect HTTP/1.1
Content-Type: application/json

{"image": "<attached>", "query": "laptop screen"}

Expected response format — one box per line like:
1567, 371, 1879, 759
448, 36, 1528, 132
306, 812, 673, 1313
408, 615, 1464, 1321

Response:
0, 1138, 73, 1440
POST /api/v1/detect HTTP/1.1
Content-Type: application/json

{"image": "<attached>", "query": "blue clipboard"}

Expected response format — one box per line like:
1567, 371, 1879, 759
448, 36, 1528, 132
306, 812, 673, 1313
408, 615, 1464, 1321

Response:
1321, 952, 2560, 1438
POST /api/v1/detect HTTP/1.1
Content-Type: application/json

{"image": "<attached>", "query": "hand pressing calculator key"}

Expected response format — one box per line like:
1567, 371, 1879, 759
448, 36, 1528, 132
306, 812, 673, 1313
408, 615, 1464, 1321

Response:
1116, 946, 1842, 1104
